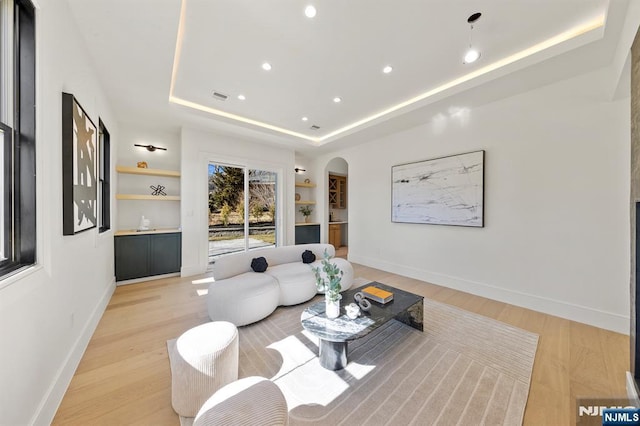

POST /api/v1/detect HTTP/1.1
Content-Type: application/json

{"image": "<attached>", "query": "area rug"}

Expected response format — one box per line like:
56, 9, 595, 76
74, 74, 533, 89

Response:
168, 278, 538, 425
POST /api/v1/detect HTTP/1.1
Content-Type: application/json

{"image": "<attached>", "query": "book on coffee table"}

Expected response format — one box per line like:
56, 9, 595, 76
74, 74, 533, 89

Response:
362, 286, 394, 304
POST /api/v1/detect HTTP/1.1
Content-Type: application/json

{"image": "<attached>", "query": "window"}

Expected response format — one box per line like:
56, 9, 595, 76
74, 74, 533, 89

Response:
0, 0, 36, 278
208, 163, 279, 261
98, 119, 110, 233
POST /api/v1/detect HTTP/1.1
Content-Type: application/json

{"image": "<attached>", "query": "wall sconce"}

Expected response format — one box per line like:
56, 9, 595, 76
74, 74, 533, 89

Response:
295, 167, 306, 173
134, 143, 167, 152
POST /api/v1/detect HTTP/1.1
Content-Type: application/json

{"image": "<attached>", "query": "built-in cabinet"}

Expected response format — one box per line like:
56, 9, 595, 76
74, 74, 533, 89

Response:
115, 165, 182, 282
114, 231, 182, 281
329, 174, 347, 209
295, 180, 320, 243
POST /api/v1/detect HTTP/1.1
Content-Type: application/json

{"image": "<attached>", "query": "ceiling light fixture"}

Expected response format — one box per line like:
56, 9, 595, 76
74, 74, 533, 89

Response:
333, 97, 342, 103
464, 12, 482, 64
262, 62, 272, 71
383, 65, 393, 74
304, 5, 316, 18
302, 117, 308, 121
134, 144, 167, 152
237, 94, 246, 100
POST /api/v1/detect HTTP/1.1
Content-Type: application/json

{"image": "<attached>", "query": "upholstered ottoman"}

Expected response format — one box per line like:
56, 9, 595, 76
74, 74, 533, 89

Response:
193, 376, 288, 426
171, 322, 239, 417
207, 272, 280, 326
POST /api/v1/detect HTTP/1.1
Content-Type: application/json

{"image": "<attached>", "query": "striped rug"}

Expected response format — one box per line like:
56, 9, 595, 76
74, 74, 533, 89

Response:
171, 279, 538, 425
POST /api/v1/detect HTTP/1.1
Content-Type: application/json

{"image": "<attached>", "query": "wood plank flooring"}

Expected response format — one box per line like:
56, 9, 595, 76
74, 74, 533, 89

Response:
52, 261, 629, 425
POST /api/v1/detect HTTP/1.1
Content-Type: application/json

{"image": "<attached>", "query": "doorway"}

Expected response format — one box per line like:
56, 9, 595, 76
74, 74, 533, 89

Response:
326, 157, 349, 258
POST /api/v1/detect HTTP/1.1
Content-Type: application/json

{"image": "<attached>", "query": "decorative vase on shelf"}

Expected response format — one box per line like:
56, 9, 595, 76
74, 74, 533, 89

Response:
325, 296, 340, 319
304, 215, 310, 223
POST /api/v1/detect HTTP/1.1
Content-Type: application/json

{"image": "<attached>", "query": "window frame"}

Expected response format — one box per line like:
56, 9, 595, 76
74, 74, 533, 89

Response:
0, 0, 35, 279
98, 119, 110, 233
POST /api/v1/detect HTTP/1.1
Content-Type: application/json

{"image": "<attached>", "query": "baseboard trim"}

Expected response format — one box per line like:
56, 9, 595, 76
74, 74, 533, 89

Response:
31, 278, 116, 426
181, 264, 206, 278
350, 254, 629, 334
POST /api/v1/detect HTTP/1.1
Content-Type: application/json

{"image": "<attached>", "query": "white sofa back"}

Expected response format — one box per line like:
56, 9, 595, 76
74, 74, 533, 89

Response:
211, 244, 336, 280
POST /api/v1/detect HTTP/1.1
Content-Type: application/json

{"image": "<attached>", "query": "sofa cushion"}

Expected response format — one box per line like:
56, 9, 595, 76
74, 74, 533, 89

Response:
211, 244, 336, 280
264, 263, 317, 306
207, 272, 280, 326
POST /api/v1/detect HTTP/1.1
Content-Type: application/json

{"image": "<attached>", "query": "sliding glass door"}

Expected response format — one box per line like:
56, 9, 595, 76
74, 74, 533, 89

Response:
208, 163, 278, 261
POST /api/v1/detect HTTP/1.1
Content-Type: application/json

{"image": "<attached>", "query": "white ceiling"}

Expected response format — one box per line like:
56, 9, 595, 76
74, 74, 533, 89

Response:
66, 0, 632, 152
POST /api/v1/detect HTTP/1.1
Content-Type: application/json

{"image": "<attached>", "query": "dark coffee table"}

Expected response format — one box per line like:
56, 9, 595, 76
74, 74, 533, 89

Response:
301, 282, 423, 370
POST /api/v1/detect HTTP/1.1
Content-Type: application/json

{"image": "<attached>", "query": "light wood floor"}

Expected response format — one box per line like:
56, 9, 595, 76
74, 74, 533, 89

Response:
53, 262, 629, 425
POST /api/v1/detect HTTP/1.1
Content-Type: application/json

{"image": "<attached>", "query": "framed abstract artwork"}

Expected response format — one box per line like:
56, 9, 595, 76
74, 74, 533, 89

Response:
391, 150, 484, 227
62, 93, 98, 235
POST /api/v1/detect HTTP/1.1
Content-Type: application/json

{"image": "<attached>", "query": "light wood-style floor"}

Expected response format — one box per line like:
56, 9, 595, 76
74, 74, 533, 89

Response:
53, 261, 629, 425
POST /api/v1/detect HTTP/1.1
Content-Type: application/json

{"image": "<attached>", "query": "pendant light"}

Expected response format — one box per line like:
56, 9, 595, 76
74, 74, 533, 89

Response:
464, 12, 482, 64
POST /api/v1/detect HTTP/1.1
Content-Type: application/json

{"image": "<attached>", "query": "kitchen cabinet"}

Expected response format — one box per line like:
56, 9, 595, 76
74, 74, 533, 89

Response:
329, 223, 342, 248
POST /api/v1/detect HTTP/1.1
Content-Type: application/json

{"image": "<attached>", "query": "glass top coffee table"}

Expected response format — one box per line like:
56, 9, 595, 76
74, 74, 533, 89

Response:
301, 282, 423, 370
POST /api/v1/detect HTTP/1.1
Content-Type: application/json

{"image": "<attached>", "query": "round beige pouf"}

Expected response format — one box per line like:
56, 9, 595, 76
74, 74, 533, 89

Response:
171, 321, 239, 417
193, 376, 289, 426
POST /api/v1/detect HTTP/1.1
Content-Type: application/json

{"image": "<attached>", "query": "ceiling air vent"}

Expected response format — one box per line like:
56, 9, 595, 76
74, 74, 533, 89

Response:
212, 91, 228, 101
310, 125, 320, 130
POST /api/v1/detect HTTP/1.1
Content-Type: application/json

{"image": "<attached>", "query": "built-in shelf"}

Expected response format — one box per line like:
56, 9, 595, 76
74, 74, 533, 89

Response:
295, 222, 320, 226
295, 182, 316, 188
116, 194, 180, 201
115, 228, 181, 236
295, 201, 316, 205
116, 165, 180, 177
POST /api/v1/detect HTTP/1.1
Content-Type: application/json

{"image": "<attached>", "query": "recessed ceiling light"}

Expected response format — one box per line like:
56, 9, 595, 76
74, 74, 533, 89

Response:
333, 97, 342, 103
302, 116, 308, 121
304, 5, 316, 18
262, 62, 272, 71
383, 65, 393, 74
237, 94, 246, 100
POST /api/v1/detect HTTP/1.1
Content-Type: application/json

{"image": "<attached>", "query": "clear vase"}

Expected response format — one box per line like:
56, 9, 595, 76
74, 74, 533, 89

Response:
326, 297, 340, 319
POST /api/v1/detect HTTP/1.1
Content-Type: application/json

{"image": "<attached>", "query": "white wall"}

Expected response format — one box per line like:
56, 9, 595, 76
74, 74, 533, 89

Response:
116, 124, 180, 230
180, 128, 296, 276
0, 1, 118, 425
315, 67, 630, 333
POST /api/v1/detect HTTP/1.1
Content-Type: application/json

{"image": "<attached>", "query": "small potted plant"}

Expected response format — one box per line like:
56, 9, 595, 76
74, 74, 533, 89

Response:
299, 205, 313, 223
312, 249, 343, 319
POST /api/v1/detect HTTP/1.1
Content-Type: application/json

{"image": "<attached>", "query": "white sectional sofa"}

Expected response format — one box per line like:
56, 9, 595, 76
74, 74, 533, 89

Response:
207, 244, 354, 326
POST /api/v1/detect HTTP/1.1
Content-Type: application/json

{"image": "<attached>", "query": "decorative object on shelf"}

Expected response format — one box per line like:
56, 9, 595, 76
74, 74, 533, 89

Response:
312, 249, 343, 319
150, 184, 167, 196
138, 215, 150, 231
345, 303, 360, 319
295, 193, 301, 201
137, 161, 148, 168
392, 150, 484, 227
62, 92, 98, 235
304, 178, 311, 184
295, 167, 306, 173
354, 291, 371, 311
299, 205, 313, 223
134, 143, 167, 152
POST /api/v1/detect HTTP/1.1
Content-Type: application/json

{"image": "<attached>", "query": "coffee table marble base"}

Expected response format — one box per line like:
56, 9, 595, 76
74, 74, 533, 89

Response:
319, 339, 348, 370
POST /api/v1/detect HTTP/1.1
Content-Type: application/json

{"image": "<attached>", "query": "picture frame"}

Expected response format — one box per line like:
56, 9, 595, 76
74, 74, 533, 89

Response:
391, 150, 484, 227
62, 92, 98, 235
